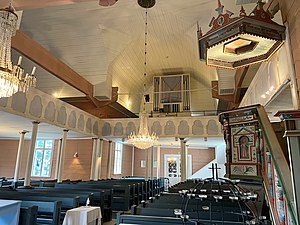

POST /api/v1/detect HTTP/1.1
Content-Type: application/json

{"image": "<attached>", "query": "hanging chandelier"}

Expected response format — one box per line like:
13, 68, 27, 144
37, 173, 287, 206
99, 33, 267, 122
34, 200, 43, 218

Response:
128, 110, 159, 149
0, 4, 36, 98
127, 0, 158, 150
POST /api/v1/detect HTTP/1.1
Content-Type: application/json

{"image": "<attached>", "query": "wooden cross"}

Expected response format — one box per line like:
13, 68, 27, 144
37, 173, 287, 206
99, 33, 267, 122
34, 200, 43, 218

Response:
215, 163, 221, 180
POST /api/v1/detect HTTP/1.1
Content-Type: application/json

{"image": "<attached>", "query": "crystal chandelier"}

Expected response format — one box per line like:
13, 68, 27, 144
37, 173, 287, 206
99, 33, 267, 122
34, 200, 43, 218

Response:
128, 110, 159, 149
0, 4, 36, 98
127, 1, 158, 150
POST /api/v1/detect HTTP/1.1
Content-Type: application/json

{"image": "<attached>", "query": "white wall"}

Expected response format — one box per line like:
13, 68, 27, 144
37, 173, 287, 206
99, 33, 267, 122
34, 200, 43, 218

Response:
188, 143, 226, 179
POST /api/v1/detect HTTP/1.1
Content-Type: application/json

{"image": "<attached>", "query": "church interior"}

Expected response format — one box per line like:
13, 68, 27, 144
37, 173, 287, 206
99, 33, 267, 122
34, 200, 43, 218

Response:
0, 0, 299, 224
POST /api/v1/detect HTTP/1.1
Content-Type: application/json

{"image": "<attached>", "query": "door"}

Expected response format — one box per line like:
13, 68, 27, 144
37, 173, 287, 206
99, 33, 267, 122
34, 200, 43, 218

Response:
164, 154, 192, 187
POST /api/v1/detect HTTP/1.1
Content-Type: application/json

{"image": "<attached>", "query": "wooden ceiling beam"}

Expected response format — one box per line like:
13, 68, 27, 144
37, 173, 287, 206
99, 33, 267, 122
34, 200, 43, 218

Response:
212, 67, 249, 109
12, 30, 94, 97
0, 0, 95, 11
233, 66, 249, 104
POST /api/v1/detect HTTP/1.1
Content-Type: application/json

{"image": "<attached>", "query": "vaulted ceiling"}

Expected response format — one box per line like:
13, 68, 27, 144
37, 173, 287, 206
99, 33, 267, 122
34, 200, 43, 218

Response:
1, 0, 262, 116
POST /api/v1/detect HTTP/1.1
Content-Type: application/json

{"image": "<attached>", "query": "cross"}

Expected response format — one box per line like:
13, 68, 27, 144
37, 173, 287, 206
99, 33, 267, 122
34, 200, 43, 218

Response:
214, 163, 221, 180
215, 0, 224, 15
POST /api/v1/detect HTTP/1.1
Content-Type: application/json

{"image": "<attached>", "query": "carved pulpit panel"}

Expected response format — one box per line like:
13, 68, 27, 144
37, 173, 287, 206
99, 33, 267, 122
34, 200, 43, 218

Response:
219, 107, 263, 180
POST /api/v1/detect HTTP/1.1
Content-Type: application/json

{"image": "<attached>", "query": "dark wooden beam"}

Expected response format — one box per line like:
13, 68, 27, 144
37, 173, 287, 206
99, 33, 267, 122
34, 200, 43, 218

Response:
211, 81, 235, 102
212, 67, 249, 109
12, 30, 94, 97
233, 66, 249, 104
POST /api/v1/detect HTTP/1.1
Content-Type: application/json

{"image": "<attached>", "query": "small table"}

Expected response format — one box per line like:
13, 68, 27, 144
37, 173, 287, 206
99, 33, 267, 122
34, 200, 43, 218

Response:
0, 199, 21, 225
62, 206, 102, 225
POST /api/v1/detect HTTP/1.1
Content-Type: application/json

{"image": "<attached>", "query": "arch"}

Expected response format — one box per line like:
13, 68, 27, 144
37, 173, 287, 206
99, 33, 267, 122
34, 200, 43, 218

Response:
57, 106, 67, 125
86, 118, 92, 133
192, 120, 204, 135
114, 122, 124, 136
12, 92, 27, 113
68, 111, 77, 128
207, 119, 219, 135
102, 122, 112, 136
45, 101, 56, 122
126, 122, 136, 136
178, 120, 189, 135
151, 121, 162, 135
77, 114, 85, 131
93, 121, 99, 135
164, 121, 176, 135
29, 95, 43, 118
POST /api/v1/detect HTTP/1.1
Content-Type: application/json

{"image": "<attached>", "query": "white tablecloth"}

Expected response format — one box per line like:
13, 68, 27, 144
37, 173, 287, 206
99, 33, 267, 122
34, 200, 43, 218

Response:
0, 199, 21, 225
62, 206, 102, 225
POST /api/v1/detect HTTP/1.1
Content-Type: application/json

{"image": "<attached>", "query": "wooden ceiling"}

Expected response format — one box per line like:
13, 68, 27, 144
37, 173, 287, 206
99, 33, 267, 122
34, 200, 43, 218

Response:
2, 0, 266, 116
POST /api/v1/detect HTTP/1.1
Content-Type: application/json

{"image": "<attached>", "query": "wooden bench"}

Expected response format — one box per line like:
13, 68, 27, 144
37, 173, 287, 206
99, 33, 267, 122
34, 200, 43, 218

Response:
53, 185, 112, 221
21, 200, 61, 225
19, 205, 38, 225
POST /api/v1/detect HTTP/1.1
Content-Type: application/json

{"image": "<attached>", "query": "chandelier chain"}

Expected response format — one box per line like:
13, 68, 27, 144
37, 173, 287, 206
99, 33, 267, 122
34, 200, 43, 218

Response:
143, 8, 148, 95
127, 5, 158, 150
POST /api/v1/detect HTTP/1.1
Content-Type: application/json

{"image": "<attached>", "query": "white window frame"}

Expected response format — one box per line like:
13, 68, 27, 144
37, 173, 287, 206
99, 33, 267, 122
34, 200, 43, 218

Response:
31, 139, 54, 177
113, 142, 123, 175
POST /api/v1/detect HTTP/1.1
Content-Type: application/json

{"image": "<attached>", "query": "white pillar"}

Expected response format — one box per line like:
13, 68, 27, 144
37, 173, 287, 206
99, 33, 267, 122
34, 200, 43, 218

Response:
156, 145, 161, 178
145, 148, 149, 181
150, 147, 154, 179
180, 138, 187, 182
14, 131, 27, 183
131, 145, 135, 176
57, 129, 68, 183
54, 138, 62, 180
90, 138, 98, 180
24, 121, 39, 187
107, 140, 113, 179
95, 138, 103, 180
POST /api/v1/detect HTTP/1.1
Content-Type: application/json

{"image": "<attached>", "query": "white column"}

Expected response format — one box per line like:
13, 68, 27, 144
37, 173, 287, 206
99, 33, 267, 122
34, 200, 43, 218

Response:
24, 121, 39, 187
131, 145, 135, 176
95, 138, 103, 180
54, 138, 62, 180
13, 131, 27, 183
150, 146, 154, 179
180, 138, 187, 182
145, 148, 149, 181
57, 129, 68, 183
90, 138, 98, 180
156, 145, 161, 178
107, 140, 113, 179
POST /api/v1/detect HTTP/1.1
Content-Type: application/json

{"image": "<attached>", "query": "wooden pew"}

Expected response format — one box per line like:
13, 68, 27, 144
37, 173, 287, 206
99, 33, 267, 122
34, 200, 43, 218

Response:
0, 191, 78, 223
53, 185, 112, 221
21, 200, 61, 225
56, 182, 131, 211
19, 205, 38, 225
20, 187, 110, 221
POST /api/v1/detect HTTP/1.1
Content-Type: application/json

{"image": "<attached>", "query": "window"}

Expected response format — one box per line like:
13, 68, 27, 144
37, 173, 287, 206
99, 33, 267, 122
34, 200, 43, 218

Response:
113, 142, 123, 174
31, 140, 54, 177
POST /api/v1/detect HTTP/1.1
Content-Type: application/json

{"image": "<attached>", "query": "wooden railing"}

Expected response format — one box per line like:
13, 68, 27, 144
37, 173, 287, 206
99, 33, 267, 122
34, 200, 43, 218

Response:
256, 106, 297, 224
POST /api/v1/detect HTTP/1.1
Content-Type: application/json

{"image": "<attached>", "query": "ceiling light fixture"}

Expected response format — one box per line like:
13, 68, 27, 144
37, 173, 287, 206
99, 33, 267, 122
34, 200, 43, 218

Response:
198, 0, 285, 70
0, 3, 36, 98
128, 0, 158, 150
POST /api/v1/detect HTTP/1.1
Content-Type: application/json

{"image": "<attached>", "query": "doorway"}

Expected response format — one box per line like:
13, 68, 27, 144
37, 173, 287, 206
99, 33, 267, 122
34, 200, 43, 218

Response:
164, 154, 192, 187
